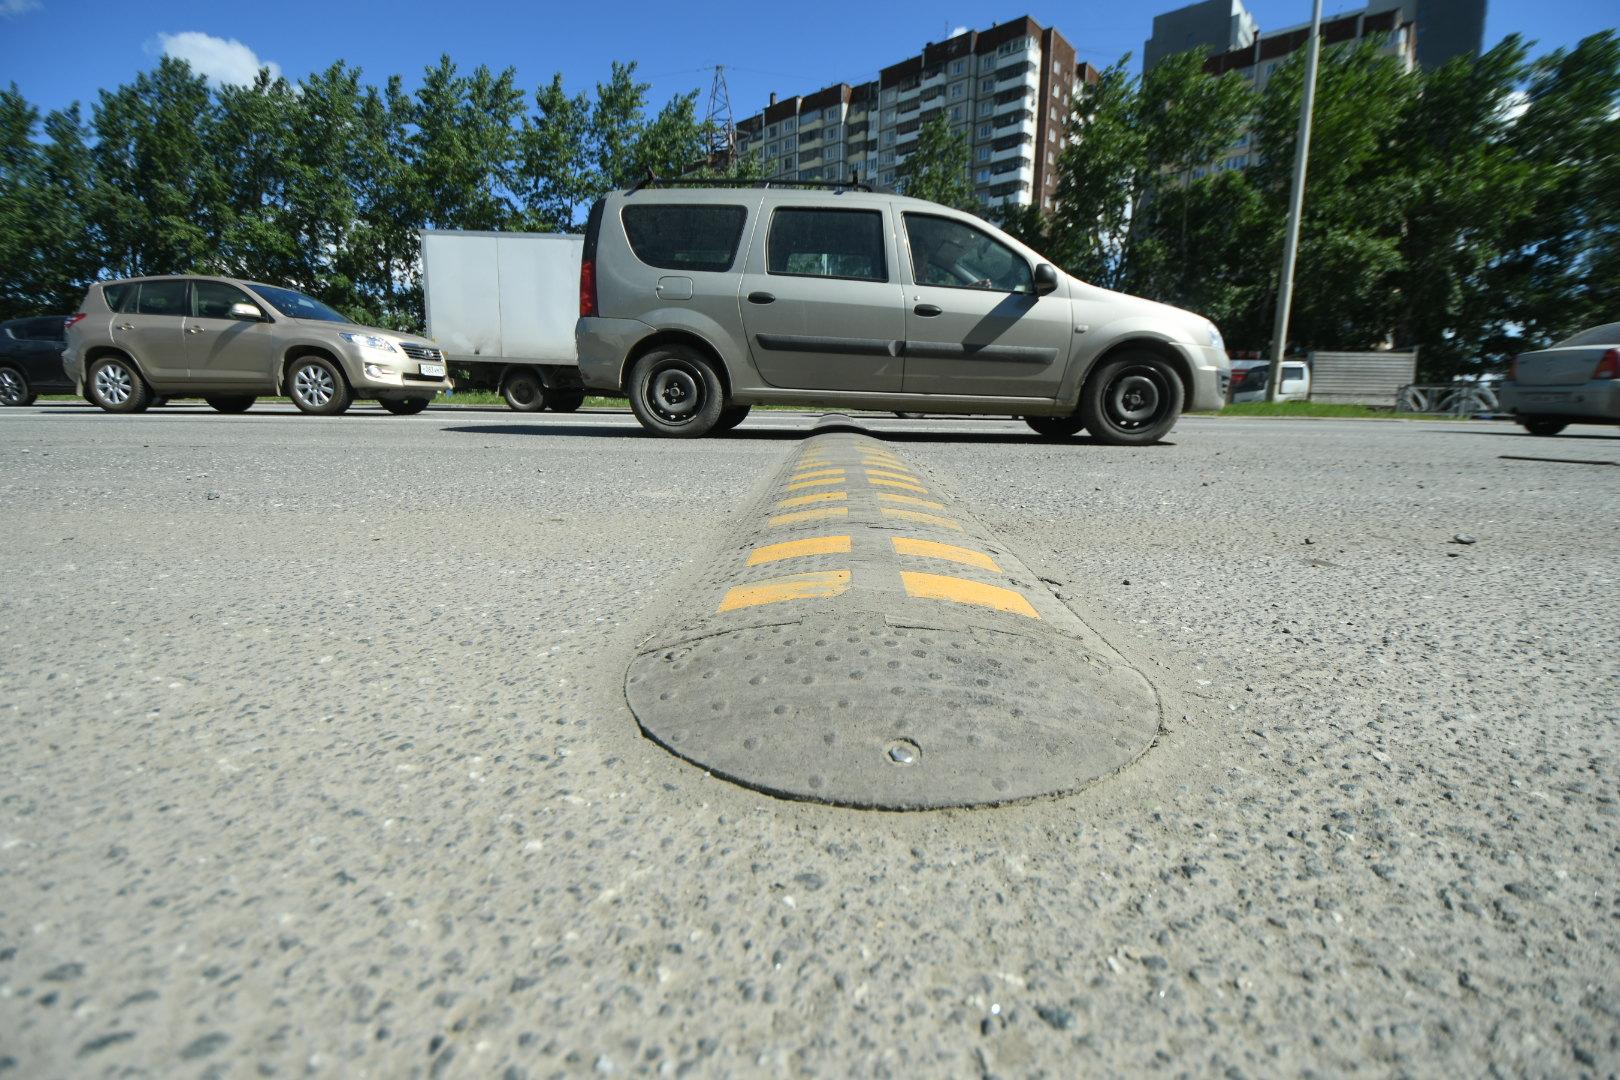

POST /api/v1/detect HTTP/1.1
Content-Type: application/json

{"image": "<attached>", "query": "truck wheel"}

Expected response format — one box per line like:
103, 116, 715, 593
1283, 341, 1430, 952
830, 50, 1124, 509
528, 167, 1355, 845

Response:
205, 395, 256, 413
715, 404, 751, 432
1520, 417, 1567, 437
627, 347, 724, 438
287, 355, 352, 416
87, 355, 151, 413
549, 390, 585, 413
380, 397, 430, 415
1079, 352, 1183, 446
1025, 414, 1085, 439
0, 365, 36, 407
502, 370, 546, 412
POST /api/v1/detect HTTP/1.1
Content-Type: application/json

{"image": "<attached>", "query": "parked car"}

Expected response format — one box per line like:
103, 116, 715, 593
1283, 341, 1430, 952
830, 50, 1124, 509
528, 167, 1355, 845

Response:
1498, 322, 1620, 435
575, 180, 1230, 443
1231, 361, 1310, 403
0, 315, 75, 405
63, 275, 452, 415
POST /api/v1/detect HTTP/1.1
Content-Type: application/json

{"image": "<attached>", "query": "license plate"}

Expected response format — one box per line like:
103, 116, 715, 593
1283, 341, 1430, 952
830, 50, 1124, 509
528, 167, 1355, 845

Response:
418, 363, 446, 378
1526, 392, 1568, 403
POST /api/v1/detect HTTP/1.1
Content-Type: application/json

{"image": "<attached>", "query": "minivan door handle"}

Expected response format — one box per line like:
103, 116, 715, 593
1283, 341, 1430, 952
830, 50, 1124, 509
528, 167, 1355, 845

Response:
913, 304, 942, 317
747, 291, 775, 305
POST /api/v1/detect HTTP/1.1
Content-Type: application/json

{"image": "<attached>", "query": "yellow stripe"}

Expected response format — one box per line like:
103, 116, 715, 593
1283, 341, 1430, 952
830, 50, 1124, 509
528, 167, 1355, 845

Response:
877, 492, 946, 511
719, 570, 851, 613
747, 535, 852, 566
861, 457, 907, 470
790, 468, 846, 481
785, 475, 844, 491
900, 571, 1038, 618
864, 466, 918, 480
769, 506, 850, 526
890, 536, 1001, 573
881, 507, 962, 530
775, 490, 847, 509
867, 476, 930, 494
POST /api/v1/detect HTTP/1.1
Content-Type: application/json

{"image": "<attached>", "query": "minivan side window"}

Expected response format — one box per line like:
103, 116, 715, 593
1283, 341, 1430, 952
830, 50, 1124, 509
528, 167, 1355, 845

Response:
903, 213, 1032, 294
621, 204, 747, 273
767, 208, 887, 282
135, 280, 189, 316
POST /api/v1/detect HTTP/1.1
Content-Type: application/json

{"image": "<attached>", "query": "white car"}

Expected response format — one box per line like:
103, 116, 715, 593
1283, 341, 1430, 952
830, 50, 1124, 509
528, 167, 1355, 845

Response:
1232, 361, 1310, 403
1498, 322, 1620, 436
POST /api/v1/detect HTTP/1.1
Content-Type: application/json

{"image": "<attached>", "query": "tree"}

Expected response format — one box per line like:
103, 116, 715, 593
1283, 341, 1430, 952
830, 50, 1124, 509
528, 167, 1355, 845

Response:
0, 87, 100, 318
518, 74, 593, 231
895, 113, 975, 211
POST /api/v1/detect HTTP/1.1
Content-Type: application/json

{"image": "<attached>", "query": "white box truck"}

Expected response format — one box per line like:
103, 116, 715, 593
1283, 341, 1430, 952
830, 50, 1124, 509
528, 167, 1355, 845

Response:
420, 229, 587, 412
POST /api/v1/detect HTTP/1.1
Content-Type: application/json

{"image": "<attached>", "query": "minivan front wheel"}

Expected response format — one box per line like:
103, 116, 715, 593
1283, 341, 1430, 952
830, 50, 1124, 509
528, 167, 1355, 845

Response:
1080, 353, 1184, 446
87, 356, 151, 413
287, 356, 352, 416
627, 347, 724, 438
1025, 414, 1085, 439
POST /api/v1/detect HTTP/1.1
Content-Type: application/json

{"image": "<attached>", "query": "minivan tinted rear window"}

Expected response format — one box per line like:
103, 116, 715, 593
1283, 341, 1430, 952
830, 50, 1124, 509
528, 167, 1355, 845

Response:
621, 204, 747, 273
768, 208, 887, 282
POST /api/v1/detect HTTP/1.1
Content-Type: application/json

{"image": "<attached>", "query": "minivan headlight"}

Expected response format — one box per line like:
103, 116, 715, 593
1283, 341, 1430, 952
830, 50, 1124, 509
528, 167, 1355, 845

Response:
340, 332, 396, 352
1205, 322, 1224, 350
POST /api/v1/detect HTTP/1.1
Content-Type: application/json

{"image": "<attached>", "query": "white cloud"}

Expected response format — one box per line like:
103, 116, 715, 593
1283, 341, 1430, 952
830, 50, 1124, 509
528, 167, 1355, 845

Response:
948, 25, 968, 38
148, 31, 282, 86
0, 0, 43, 17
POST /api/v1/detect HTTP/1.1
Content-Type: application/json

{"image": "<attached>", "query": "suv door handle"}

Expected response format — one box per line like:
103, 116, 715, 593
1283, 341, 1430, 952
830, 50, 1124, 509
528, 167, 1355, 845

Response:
115, 324, 134, 331
913, 304, 942, 317
747, 291, 775, 305
186, 325, 205, 334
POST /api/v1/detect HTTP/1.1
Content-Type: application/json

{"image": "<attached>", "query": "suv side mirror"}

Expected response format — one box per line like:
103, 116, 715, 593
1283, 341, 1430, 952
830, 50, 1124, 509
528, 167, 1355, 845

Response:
229, 301, 266, 321
1033, 263, 1060, 296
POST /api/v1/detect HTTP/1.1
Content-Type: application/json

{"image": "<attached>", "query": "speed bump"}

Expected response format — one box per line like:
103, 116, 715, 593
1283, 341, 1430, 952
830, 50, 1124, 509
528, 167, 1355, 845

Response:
625, 416, 1160, 809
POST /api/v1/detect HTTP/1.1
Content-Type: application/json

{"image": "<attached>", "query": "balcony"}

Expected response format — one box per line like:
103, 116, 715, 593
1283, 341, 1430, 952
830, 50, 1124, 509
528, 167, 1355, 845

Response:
994, 62, 1040, 95
989, 142, 1029, 164
993, 93, 1034, 117
993, 108, 1035, 130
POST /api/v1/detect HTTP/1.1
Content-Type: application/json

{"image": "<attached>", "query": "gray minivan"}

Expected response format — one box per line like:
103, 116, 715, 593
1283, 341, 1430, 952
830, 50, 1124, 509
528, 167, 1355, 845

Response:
575, 180, 1230, 443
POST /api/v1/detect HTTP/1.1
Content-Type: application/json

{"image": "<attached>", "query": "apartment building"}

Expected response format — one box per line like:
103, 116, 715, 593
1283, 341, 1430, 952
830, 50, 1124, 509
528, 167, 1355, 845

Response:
734, 17, 1099, 212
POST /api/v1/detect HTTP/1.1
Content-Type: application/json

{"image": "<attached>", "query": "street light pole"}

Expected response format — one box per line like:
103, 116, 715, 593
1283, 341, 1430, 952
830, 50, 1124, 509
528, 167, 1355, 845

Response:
1267, 0, 1324, 402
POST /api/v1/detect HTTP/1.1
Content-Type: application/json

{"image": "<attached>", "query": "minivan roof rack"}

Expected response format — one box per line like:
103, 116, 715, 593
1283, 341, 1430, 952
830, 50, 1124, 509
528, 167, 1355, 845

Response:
627, 171, 893, 195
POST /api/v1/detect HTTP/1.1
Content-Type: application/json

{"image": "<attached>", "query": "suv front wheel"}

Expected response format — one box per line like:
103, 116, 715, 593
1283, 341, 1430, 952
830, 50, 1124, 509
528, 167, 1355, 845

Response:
1080, 352, 1184, 446
87, 355, 152, 413
627, 346, 724, 438
287, 356, 352, 416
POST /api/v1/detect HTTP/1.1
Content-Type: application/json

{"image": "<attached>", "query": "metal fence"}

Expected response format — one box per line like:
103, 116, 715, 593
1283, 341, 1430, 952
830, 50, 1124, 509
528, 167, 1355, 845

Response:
1396, 383, 1500, 415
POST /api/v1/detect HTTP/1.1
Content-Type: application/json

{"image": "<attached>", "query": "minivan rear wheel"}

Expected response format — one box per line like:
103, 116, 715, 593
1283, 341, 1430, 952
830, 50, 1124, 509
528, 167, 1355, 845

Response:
1520, 417, 1567, 437
205, 395, 256, 413
627, 347, 725, 438
287, 356, 352, 416
1080, 352, 1183, 446
549, 390, 585, 413
502, 370, 546, 412
87, 356, 151, 414
1025, 414, 1085, 439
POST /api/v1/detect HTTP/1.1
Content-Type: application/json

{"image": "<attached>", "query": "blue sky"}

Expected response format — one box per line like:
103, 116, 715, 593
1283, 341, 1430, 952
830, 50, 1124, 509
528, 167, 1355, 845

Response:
2, 0, 1614, 119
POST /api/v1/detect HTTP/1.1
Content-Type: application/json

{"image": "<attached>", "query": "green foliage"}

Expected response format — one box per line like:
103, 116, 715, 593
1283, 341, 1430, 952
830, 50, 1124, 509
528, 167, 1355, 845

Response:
895, 113, 976, 212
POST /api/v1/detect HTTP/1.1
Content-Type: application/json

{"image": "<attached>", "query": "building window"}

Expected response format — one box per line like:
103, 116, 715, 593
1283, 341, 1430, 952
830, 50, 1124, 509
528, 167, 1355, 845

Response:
882, 88, 897, 104
979, 77, 995, 92
882, 170, 896, 184
976, 167, 991, 182
949, 105, 963, 121
783, 117, 797, 133
977, 122, 993, 138
783, 135, 797, 151
978, 101, 993, 117
882, 130, 895, 147
977, 146, 991, 161
950, 58, 966, 75
950, 82, 965, 99
880, 149, 895, 165
766, 125, 778, 139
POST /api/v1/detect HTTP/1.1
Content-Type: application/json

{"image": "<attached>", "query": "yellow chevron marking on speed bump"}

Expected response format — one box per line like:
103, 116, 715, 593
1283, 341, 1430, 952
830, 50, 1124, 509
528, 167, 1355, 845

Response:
747, 535, 852, 566
785, 475, 844, 491
889, 536, 1002, 573
775, 490, 848, 510
769, 506, 850, 527
877, 492, 946, 511
867, 475, 930, 493
900, 571, 1039, 619
881, 507, 963, 531
790, 467, 845, 480
719, 570, 852, 613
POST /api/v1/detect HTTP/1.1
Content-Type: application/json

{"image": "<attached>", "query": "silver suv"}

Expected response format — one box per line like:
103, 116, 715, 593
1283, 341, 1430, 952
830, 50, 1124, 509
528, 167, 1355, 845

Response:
64, 275, 452, 415
576, 181, 1229, 443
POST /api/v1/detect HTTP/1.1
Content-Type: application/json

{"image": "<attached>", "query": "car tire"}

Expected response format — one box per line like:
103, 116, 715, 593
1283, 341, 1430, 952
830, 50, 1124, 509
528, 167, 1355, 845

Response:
1079, 352, 1184, 446
0, 365, 36, 407
626, 346, 725, 438
549, 390, 585, 413
287, 355, 352, 416
1520, 417, 1567, 437
715, 404, 751, 432
205, 395, 256, 413
380, 397, 430, 415
86, 355, 151, 413
502, 370, 546, 412
1024, 414, 1085, 439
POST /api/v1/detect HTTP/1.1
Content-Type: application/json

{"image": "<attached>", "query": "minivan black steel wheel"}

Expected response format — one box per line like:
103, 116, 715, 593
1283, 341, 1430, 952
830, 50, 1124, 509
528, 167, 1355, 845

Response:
0, 365, 35, 407
1024, 414, 1085, 439
1520, 417, 1567, 437
549, 390, 585, 413
1079, 352, 1184, 446
287, 355, 352, 415
714, 403, 751, 432
205, 395, 256, 413
86, 355, 151, 413
379, 397, 430, 415
627, 347, 724, 438
502, 370, 546, 412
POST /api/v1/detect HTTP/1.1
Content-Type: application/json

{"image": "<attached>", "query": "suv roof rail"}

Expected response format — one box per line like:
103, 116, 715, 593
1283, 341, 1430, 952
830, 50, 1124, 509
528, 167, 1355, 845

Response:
626, 171, 894, 195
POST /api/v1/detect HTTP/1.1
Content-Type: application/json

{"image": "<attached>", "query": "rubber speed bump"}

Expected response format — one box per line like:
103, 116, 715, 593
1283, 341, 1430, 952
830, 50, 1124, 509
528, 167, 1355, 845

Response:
625, 416, 1160, 809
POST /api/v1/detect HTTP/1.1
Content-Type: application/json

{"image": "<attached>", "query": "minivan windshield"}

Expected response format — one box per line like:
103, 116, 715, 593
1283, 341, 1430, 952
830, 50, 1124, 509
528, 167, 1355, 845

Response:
250, 283, 350, 323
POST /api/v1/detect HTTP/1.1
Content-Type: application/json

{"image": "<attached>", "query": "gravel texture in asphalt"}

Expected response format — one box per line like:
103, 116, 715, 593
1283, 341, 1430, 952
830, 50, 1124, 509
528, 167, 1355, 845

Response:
1, 403, 1616, 1078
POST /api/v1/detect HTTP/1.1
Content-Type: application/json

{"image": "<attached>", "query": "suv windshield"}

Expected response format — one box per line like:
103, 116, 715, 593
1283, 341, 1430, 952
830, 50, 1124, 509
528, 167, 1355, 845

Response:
250, 284, 350, 323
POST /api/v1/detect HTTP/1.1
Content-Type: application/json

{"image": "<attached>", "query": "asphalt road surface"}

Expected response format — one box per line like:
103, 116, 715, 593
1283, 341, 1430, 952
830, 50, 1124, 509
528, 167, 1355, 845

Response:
2, 403, 1616, 1078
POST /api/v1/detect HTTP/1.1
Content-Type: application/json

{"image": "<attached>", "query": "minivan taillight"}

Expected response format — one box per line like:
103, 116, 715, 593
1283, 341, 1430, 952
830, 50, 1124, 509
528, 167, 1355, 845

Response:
1595, 348, 1620, 380
579, 258, 597, 318
64, 313, 86, 332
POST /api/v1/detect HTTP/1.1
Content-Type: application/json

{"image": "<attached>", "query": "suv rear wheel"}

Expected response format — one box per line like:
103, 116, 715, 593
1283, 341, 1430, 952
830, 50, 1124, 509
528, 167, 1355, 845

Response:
287, 356, 352, 416
87, 355, 151, 413
205, 395, 256, 413
627, 346, 724, 438
502, 370, 546, 412
1520, 417, 1567, 437
0, 365, 35, 407
1080, 352, 1183, 446
1025, 414, 1085, 439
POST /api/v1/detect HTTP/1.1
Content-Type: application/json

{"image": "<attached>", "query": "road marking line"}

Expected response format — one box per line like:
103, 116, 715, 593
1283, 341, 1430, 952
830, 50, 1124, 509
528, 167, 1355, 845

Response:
769, 507, 850, 526
900, 571, 1038, 618
719, 570, 851, 613
785, 475, 844, 491
861, 457, 908, 469
789, 468, 846, 482
890, 537, 1001, 573
747, 535, 852, 566
863, 465, 918, 479
775, 490, 848, 509
881, 507, 962, 531
867, 475, 930, 493
877, 492, 946, 511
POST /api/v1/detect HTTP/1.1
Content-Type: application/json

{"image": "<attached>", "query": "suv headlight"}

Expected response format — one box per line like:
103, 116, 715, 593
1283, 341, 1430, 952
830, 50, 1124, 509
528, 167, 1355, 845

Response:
1205, 322, 1224, 351
340, 332, 396, 353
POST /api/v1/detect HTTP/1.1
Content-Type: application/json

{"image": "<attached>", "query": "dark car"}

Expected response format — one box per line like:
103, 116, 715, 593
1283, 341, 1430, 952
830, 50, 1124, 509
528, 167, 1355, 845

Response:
0, 315, 74, 406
